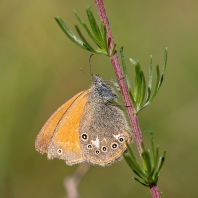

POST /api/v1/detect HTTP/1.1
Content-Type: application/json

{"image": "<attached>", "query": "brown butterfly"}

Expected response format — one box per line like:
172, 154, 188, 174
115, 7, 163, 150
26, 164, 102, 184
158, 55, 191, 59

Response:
35, 75, 132, 166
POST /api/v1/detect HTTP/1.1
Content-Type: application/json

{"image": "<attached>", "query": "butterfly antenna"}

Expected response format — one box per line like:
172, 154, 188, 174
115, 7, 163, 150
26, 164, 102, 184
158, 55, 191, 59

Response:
80, 68, 92, 80
89, 54, 94, 78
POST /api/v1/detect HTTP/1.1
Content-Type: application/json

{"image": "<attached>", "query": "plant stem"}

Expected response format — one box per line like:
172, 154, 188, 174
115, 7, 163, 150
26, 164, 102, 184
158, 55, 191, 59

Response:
64, 164, 91, 198
150, 186, 161, 198
94, 0, 161, 197
94, 0, 143, 153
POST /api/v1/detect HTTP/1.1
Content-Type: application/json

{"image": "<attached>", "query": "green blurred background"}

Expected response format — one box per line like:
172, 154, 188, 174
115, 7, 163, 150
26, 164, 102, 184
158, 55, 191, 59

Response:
1, 0, 198, 197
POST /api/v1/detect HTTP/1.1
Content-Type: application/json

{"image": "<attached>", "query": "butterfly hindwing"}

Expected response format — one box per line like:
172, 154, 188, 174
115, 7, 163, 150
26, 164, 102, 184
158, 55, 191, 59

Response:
79, 98, 132, 166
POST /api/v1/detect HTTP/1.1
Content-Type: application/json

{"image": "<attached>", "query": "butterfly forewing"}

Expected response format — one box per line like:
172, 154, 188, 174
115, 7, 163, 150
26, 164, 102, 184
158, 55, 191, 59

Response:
35, 91, 88, 165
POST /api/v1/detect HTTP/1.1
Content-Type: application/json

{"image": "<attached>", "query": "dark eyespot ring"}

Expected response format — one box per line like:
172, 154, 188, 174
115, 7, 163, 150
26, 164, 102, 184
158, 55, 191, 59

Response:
57, 149, 62, 155
95, 150, 100, 155
81, 133, 88, 141
87, 144, 92, 149
101, 146, 107, 152
111, 143, 118, 150
119, 137, 125, 143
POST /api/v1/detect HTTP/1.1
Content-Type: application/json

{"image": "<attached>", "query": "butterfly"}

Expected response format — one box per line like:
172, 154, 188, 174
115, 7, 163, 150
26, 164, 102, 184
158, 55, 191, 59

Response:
35, 75, 132, 166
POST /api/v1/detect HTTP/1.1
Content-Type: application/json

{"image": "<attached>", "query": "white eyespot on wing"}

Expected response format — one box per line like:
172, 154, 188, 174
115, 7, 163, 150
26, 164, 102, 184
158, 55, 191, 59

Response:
113, 134, 121, 140
91, 136, 100, 148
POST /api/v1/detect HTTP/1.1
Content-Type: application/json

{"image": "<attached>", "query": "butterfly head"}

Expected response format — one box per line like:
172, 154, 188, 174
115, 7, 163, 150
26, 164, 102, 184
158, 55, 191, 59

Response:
91, 75, 118, 101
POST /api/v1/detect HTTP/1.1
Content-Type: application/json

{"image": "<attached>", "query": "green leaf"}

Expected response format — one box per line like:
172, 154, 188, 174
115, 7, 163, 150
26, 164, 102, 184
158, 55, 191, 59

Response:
73, 10, 98, 45
124, 155, 147, 180
108, 99, 125, 111
120, 47, 131, 90
134, 61, 142, 106
129, 58, 142, 109
158, 48, 168, 89
133, 177, 149, 187
75, 25, 96, 53
145, 55, 153, 103
126, 144, 147, 178
161, 192, 165, 198
136, 48, 168, 112
110, 43, 117, 56
141, 151, 152, 177
111, 79, 120, 92
139, 71, 146, 109
150, 65, 160, 101
86, 6, 103, 47
54, 16, 91, 51
101, 23, 109, 55
153, 146, 159, 175
146, 130, 155, 157
129, 90, 136, 111
126, 143, 136, 162
154, 150, 166, 181
147, 149, 154, 171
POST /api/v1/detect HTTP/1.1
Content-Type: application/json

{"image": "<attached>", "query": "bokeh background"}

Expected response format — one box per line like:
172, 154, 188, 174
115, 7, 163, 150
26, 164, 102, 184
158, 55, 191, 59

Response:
1, 0, 198, 197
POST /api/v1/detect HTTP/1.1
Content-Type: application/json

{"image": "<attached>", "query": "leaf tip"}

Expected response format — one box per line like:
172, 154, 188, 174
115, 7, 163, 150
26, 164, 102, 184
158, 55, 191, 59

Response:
129, 58, 136, 65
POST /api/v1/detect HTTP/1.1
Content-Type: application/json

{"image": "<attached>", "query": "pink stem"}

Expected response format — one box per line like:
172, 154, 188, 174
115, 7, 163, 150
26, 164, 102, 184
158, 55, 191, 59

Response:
150, 186, 161, 198
94, 0, 161, 198
94, 0, 143, 153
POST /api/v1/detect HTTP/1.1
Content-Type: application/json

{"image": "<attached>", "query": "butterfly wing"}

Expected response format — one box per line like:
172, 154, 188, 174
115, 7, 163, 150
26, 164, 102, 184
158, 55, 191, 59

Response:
79, 100, 132, 166
35, 91, 88, 165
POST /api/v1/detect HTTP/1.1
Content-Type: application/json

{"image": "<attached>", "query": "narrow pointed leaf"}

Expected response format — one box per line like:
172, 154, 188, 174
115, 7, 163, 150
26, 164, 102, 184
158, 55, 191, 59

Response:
133, 177, 149, 187
143, 55, 153, 108
75, 25, 96, 53
108, 99, 125, 111
129, 90, 137, 113
154, 146, 159, 172
73, 11, 98, 45
154, 150, 166, 180
126, 144, 147, 177
139, 71, 146, 109
129, 58, 137, 65
158, 48, 168, 89
124, 155, 148, 180
150, 65, 160, 101
120, 47, 131, 90
142, 151, 152, 177
101, 23, 109, 55
86, 6, 103, 46
147, 149, 154, 171
146, 55, 153, 102
129, 58, 140, 107
100, 20, 104, 36
160, 192, 165, 198
110, 43, 117, 56
126, 143, 136, 161
134, 61, 142, 106
55, 16, 90, 51
145, 130, 155, 158
133, 167, 148, 182
111, 79, 120, 92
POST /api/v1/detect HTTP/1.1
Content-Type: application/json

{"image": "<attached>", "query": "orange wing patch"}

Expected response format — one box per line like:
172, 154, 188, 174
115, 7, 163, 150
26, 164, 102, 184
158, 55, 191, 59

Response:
35, 91, 86, 154
47, 91, 88, 165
